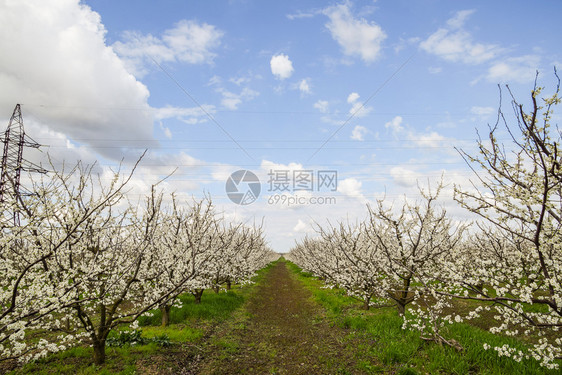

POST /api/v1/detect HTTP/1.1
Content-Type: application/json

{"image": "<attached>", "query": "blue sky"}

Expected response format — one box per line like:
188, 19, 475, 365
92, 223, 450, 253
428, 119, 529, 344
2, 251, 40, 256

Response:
1, 0, 561, 252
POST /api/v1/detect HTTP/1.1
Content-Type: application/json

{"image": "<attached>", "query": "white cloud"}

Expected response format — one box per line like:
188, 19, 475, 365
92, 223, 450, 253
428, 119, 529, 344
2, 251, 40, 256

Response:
420, 10, 500, 65
208, 75, 222, 86
208, 76, 259, 110
394, 37, 420, 53
221, 93, 242, 110
486, 55, 541, 84
323, 3, 386, 63
390, 167, 421, 188
0, 0, 154, 160
159, 122, 172, 139
415, 131, 447, 148
270, 54, 294, 80
211, 164, 242, 182
351, 125, 368, 141
446, 9, 476, 29
347, 92, 372, 118
347, 92, 360, 103
471, 106, 495, 117
217, 87, 259, 110
113, 20, 223, 77
261, 159, 303, 173
293, 219, 311, 233
287, 10, 320, 20
314, 100, 330, 113
383, 116, 449, 149
163, 20, 223, 63
385, 116, 404, 134
338, 178, 363, 197
350, 102, 372, 118
153, 105, 214, 124
298, 79, 311, 94
229, 75, 251, 86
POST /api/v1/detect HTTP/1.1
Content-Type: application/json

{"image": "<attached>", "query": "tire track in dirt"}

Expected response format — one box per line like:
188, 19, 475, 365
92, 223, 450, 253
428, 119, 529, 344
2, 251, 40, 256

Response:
197, 260, 368, 375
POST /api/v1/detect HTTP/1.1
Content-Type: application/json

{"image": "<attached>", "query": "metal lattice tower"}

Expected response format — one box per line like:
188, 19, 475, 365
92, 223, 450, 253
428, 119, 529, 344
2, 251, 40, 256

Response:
0, 104, 46, 226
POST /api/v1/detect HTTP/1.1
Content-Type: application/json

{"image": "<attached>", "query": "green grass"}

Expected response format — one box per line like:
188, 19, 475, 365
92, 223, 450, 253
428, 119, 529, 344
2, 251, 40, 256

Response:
285, 260, 561, 375
6, 265, 276, 375
141, 324, 203, 342
12, 345, 155, 375
137, 289, 245, 326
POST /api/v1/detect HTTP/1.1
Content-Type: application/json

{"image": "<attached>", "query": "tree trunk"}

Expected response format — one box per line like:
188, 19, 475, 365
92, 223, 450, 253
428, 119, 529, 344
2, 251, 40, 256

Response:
192, 289, 204, 304
396, 274, 412, 314
226, 280, 232, 290
92, 337, 106, 365
363, 296, 371, 310
161, 304, 171, 327
91, 304, 110, 365
396, 300, 406, 315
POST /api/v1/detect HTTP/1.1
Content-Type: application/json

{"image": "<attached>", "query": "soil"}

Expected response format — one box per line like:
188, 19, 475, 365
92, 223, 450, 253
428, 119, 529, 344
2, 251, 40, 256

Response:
195, 260, 370, 375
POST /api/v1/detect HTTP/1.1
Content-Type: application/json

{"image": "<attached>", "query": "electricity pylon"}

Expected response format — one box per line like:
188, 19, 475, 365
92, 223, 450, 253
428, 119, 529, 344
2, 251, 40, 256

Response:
0, 104, 47, 226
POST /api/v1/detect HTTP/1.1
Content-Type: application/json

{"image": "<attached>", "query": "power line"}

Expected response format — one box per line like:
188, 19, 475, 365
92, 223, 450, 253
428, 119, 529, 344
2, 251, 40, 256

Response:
32, 137, 485, 143
21, 103, 486, 117
41, 146, 476, 151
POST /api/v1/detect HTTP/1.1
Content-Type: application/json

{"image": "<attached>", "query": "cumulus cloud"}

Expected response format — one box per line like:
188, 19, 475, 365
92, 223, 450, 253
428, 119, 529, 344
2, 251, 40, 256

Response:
298, 79, 311, 94
390, 166, 421, 188
420, 10, 500, 65
218, 87, 259, 110
486, 55, 541, 84
159, 122, 172, 139
0, 0, 154, 160
347, 92, 360, 103
293, 219, 312, 233
421, 10, 542, 86
446, 9, 476, 29
113, 20, 223, 77
351, 125, 368, 141
261, 160, 304, 175
208, 76, 259, 110
314, 100, 330, 113
415, 131, 447, 148
383, 116, 449, 150
270, 54, 294, 80
338, 178, 363, 197
385, 116, 404, 134
323, 3, 386, 63
347, 92, 372, 118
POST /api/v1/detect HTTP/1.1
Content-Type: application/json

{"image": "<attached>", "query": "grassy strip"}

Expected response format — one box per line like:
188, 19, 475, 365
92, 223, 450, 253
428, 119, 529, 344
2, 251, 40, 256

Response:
285, 260, 560, 375
7, 263, 277, 375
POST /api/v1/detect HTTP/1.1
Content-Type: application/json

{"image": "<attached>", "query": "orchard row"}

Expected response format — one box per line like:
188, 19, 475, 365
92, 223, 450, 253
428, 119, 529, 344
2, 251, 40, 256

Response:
0, 158, 277, 365
288, 76, 562, 369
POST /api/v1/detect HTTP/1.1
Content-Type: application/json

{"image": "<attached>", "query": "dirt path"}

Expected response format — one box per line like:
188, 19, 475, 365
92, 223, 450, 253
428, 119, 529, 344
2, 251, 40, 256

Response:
196, 260, 368, 375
